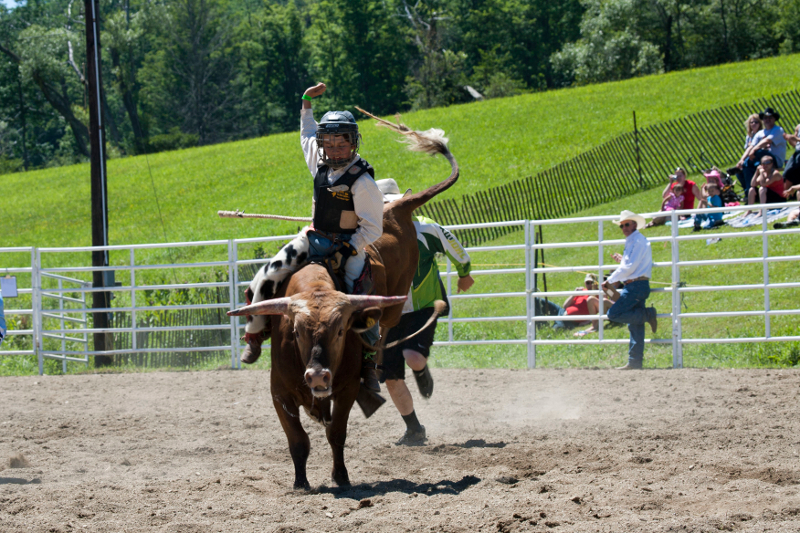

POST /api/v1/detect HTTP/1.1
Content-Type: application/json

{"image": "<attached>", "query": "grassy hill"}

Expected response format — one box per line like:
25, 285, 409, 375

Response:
2, 54, 800, 251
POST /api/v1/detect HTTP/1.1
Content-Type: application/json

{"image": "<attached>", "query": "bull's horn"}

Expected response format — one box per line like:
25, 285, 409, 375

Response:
347, 295, 407, 310
227, 297, 292, 316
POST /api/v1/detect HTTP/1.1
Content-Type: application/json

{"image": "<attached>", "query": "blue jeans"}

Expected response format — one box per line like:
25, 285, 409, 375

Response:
534, 297, 574, 330
607, 280, 655, 368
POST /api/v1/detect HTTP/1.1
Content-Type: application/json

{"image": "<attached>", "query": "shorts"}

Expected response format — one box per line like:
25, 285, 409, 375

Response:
380, 307, 439, 382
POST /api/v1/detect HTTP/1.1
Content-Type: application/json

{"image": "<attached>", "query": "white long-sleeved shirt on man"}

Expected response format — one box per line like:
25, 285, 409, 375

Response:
606, 229, 653, 285
300, 108, 383, 252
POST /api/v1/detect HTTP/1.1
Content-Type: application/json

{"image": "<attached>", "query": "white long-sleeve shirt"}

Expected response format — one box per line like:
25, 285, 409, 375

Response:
300, 108, 383, 252
606, 230, 653, 285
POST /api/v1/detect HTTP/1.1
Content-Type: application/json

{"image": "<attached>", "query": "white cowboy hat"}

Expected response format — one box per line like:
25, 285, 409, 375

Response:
375, 178, 412, 203
613, 210, 646, 229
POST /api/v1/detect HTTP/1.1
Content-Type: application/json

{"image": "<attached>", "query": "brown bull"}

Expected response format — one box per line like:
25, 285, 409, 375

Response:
228, 117, 458, 490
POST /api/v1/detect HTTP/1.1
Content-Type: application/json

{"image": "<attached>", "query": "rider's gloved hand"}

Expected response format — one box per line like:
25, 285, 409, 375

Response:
332, 241, 357, 271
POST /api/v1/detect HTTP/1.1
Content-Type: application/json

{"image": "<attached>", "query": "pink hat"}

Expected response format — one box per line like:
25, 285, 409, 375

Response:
703, 169, 723, 187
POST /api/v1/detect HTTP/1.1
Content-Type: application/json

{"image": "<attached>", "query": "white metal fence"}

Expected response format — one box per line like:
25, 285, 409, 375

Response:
1, 201, 798, 374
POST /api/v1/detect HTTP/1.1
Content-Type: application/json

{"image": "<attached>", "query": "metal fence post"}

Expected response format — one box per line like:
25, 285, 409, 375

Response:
597, 220, 605, 342
529, 221, 537, 368
228, 240, 240, 369
670, 210, 682, 368
58, 278, 66, 373
762, 207, 771, 339
32, 248, 43, 375
130, 248, 137, 355
525, 221, 533, 368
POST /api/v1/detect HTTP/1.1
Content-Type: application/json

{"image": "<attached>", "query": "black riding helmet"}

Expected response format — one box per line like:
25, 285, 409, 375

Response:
316, 110, 360, 169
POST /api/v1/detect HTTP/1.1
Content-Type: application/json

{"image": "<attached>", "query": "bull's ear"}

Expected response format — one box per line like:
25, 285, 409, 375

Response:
351, 307, 382, 333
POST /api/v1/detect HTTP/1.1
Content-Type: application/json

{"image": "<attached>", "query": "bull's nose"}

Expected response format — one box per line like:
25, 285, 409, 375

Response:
304, 368, 331, 390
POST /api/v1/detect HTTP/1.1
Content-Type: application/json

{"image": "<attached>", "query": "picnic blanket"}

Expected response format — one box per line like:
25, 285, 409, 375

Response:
724, 207, 794, 228
664, 207, 794, 229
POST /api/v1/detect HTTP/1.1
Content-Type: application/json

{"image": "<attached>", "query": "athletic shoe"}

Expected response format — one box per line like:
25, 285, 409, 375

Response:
413, 366, 434, 399
396, 426, 426, 446
775, 220, 799, 229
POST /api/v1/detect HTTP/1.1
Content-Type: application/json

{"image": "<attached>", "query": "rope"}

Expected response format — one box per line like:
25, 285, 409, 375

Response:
218, 210, 312, 222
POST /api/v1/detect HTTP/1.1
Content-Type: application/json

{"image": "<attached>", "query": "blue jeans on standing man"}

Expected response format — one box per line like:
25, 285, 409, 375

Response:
606, 280, 656, 368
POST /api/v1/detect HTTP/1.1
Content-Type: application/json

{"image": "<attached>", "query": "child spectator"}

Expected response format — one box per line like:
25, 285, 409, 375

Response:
645, 183, 683, 228
693, 183, 724, 231
702, 168, 724, 194
661, 167, 702, 211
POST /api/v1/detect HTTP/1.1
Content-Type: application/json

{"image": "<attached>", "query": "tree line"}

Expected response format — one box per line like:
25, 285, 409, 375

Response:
0, 0, 797, 172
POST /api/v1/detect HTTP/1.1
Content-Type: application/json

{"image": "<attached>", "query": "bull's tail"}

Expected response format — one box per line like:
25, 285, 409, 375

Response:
355, 107, 458, 215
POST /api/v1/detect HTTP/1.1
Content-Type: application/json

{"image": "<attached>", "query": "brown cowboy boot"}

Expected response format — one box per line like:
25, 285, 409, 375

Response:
361, 352, 381, 393
241, 328, 271, 364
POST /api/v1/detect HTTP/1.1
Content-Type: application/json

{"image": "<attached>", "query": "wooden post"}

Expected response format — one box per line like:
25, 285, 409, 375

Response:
634, 111, 643, 189
85, 0, 112, 367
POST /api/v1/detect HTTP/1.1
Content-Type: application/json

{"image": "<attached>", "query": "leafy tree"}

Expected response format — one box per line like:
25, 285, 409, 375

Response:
234, 0, 309, 135
306, 0, 416, 114
139, 0, 238, 145
551, 0, 662, 85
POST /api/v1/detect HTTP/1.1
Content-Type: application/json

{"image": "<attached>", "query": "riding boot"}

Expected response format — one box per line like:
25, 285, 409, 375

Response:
361, 352, 381, 393
241, 327, 271, 364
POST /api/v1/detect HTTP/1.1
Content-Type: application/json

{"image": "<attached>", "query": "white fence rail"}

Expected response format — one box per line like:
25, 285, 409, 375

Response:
1, 201, 798, 374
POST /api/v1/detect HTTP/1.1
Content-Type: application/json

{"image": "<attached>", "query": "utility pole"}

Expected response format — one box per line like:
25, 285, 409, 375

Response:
85, 0, 112, 367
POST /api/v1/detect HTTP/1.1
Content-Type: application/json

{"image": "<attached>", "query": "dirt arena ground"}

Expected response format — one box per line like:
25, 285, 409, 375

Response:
1, 367, 799, 532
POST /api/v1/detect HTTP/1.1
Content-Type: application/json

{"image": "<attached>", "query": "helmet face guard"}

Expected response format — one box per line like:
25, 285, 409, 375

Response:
316, 111, 360, 169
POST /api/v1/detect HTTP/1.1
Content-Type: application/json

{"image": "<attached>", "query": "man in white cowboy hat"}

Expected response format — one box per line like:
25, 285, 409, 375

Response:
375, 179, 474, 445
602, 210, 658, 370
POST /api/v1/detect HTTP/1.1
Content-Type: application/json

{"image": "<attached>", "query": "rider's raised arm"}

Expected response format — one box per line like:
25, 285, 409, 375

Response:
300, 83, 327, 176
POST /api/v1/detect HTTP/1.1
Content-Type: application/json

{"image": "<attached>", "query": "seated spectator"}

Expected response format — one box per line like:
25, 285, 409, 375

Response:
747, 154, 785, 211
702, 168, 724, 194
729, 114, 762, 192
693, 183, 724, 231
774, 208, 800, 229
573, 274, 618, 337
782, 122, 800, 194
645, 183, 684, 228
736, 108, 786, 202
661, 167, 702, 214
535, 274, 613, 330
744, 113, 763, 150
533, 297, 567, 330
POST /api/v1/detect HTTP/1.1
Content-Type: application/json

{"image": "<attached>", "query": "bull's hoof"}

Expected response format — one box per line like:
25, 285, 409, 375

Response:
294, 478, 311, 491
332, 470, 351, 487
356, 387, 386, 418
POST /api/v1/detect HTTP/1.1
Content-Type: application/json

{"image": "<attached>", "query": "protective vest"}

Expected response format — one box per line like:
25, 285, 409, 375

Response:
312, 159, 375, 234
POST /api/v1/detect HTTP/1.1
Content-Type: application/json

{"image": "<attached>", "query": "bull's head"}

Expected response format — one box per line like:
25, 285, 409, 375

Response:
229, 292, 406, 398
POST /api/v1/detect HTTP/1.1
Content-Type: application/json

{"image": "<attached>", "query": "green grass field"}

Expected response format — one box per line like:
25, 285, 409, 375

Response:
2, 54, 799, 252
2, 54, 799, 375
